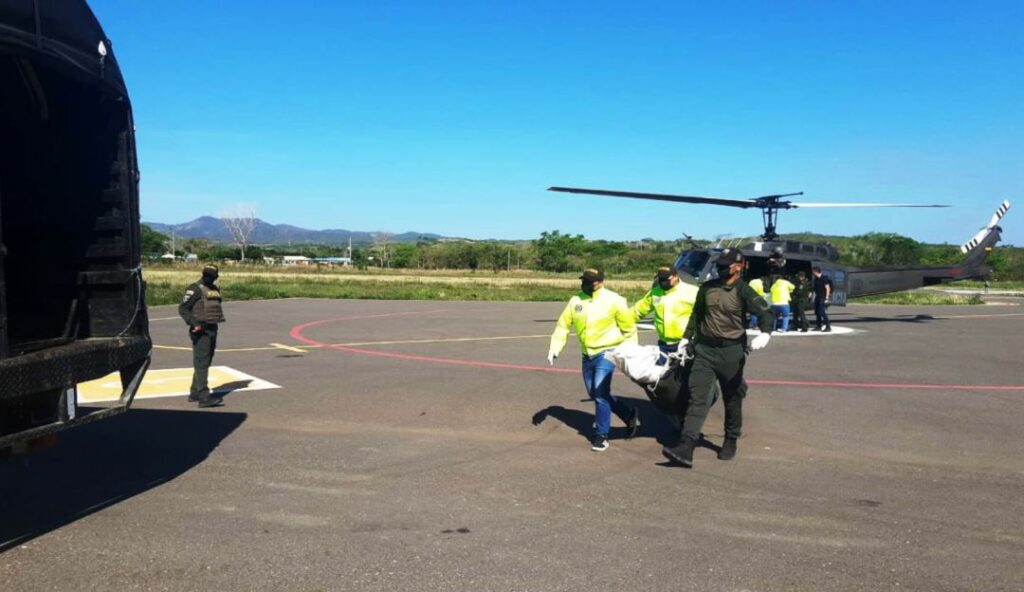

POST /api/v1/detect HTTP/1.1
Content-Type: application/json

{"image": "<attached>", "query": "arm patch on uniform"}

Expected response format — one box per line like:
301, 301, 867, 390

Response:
182, 290, 194, 303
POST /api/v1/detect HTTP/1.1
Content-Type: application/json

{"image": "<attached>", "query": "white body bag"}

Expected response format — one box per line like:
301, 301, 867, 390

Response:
606, 341, 688, 386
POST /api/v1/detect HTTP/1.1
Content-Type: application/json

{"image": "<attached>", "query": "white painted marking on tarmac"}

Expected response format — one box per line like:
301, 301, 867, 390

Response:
331, 334, 550, 347
930, 288, 1023, 296
270, 342, 305, 353
153, 343, 320, 353
152, 344, 193, 351
748, 326, 856, 336
932, 312, 1024, 320
78, 366, 280, 403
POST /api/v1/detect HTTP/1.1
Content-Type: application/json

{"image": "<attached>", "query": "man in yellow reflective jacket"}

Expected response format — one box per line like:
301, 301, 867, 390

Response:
548, 268, 640, 452
632, 266, 699, 354
769, 274, 796, 332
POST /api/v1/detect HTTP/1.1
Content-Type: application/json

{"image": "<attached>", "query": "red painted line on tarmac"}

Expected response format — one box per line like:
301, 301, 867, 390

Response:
289, 316, 1024, 390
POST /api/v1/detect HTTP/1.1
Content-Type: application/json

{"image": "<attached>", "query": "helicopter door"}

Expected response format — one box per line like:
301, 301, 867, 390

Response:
823, 266, 848, 305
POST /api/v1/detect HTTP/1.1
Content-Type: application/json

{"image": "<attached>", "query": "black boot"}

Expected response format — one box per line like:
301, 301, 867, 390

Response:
662, 437, 697, 468
718, 437, 738, 460
188, 389, 205, 403
197, 392, 224, 408
624, 406, 641, 440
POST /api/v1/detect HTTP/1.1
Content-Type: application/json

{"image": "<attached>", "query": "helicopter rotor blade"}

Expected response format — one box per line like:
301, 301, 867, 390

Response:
548, 187, 762, 209
791, 202, 949, 208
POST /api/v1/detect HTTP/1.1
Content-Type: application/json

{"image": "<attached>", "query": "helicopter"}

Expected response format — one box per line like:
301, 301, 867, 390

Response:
548, 186, 1012, 306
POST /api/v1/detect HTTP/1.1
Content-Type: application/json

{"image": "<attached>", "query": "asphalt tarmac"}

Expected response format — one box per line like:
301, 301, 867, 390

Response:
2, 298, 1023, 591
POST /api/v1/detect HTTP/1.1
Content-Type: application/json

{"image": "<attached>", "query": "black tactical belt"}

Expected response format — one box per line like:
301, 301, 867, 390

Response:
696, 336, 745, 348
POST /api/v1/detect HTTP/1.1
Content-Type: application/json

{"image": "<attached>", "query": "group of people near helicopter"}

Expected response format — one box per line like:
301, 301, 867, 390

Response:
749, 266, 834, 333
543, 253, 835, 468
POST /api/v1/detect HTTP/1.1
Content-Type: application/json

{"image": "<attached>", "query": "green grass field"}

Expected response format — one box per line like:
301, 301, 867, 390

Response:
144, 266, 991, 307
942, 280, 1024, 291
144, 268, 650, 306
849, 292, 984, 305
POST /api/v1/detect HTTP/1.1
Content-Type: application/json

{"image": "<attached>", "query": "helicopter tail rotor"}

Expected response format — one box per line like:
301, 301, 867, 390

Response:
960, 200, 1011, 254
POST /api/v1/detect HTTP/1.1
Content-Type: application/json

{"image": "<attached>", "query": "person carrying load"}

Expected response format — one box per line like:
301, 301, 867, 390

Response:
547, 268, 640, 452
631, 266, 699, 354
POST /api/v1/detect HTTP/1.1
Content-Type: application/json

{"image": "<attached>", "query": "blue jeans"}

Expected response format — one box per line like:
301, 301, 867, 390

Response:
582, 351, 633, 437
773, 303, 791, 331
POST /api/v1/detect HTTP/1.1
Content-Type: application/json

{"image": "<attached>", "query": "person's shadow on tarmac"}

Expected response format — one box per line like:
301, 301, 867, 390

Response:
532, 396, 715, 448
531, 394, 724, 463
213, 379, 253, 398
0, 407, 246, 552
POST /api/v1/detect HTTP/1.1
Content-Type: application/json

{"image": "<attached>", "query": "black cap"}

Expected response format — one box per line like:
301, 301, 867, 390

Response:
579, 268, 604, 282
656, 266, 677, 280
718, 249, 745, 265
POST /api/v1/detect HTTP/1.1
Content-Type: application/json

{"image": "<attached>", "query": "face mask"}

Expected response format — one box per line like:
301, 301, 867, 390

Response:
715, 264, 733, 278
658, 279, 673, 291
202, 273, 218, 284
581, 281, 596, 295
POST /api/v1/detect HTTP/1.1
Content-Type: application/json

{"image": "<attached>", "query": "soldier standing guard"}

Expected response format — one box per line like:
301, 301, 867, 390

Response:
178, 264, 226, 408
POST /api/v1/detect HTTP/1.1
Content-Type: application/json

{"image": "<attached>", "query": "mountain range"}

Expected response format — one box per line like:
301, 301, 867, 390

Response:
144, 217, 444, 245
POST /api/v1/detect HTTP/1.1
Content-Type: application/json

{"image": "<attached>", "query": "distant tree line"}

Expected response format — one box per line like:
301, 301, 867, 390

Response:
140, 225, 1024, 280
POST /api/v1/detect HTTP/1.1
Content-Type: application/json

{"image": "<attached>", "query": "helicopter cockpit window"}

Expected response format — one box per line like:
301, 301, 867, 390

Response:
674, 251, 710, 280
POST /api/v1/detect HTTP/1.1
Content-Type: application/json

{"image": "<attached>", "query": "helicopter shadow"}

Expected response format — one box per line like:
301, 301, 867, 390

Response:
0, 407, 246, 553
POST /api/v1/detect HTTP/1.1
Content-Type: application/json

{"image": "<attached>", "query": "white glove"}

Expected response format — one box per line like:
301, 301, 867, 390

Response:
547, 352, 557, 366
750, 333, 771, 351
672, 339, 692, 361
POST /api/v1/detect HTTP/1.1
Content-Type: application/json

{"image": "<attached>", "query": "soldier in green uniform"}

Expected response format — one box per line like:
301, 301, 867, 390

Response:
791, 271, 811, 332
178, 264, 226, 408
662, 249, 773, 468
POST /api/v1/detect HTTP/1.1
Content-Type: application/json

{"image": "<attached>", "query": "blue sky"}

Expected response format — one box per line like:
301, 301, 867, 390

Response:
90, 1, 1022, 245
